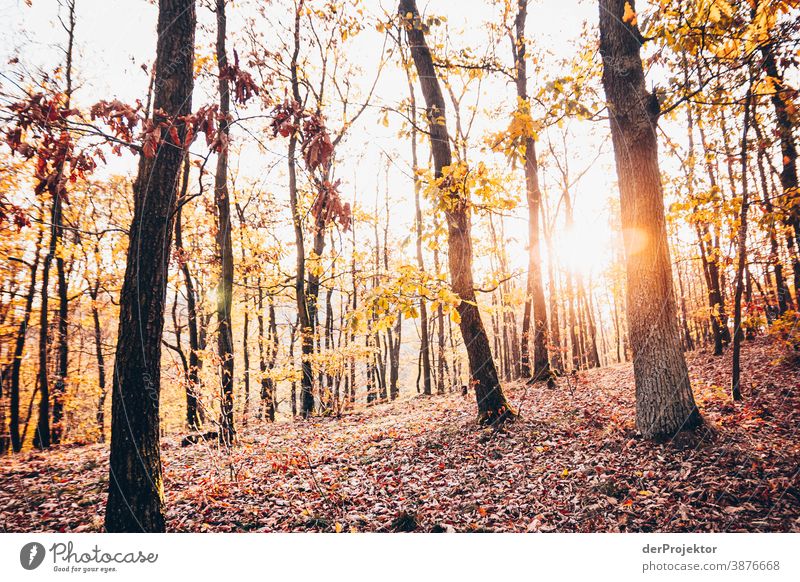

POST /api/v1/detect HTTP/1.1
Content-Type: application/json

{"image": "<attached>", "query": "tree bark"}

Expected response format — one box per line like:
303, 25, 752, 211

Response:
105, 0, 195, 532
175, 159, 203, 430
599, 0, 700, 439
513, 0, 551, 382
400, 0, 514, 423
762, 40, 800, 306
214, 0, 235, 445
402, 55, 432, 396
89, 274, 107, 443
732, 85, 753, 401
287, 2, 314, 418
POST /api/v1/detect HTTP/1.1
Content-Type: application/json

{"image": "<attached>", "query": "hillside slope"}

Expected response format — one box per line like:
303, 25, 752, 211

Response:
1, 338, 798, 532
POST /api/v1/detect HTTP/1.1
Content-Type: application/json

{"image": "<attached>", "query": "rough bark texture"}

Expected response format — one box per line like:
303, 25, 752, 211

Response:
599, 0, 700, 439
400, 0, 514, 423
105, 0, 195, 532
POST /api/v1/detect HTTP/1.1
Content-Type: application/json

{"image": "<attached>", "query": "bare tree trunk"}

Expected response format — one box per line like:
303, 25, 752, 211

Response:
6, 220, 43, 452
407, 77, 432, 396
214, 0, 235, 445
599, 0, 700, 439
105, 0, 195, 532
175, 158, 203, 430
676, 262, 695, 351
257, 282, 277, 422
513, 0, 551, 383
47, 0, 76, 447
753, 117, 792, 314
682, 62, 728, 355
762, 40, 800, 306
432, 212, 447, 394
401, 0, 514, 423
89, 276, 107, 443
697, 119, 732, 348
732, 85, 753, 402
288, 2, 314, 418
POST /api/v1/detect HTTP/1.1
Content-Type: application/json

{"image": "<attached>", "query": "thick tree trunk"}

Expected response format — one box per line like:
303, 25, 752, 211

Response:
105, 0, 195, 532
599, 0, 700, 439
401, 0, 514, 423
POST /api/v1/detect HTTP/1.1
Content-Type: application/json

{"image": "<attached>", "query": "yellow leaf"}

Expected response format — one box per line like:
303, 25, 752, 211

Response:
335, 522, 343, 533
623, 2, 637, 25
561, 468, 569, 477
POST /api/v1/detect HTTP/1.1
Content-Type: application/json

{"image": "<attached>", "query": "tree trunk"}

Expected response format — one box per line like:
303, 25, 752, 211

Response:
46, 0, 76, 448
257, 283, 277, 422
105, 0, 195, 532
214, 0, 235, 446
400, 0, 514, 423
753, 117, 792, 314
287, 3, 314, 418
408, 77, 432, 395
174, 160, 203, 431
513, 0, 551, 382
599, 0, 700, 439
762, 40, 800, 306
7, 222, 43, 452
89, 276, 107, 443
732, 85, 753, 402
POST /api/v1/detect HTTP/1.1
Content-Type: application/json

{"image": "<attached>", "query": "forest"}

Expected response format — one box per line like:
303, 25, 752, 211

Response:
0, 0, 798, 533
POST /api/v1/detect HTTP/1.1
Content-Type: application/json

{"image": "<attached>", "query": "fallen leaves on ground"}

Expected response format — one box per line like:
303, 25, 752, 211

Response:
1, 337, 798, 532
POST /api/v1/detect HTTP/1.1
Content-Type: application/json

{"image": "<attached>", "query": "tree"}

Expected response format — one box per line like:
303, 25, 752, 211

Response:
5, 215, 43, 452
598, 0, 700, 439
105, 0, 196, 532
732, 83, 754, 401
400, 0, 515, 423
512, 0, 552, 384
214, 0, 235, 446
174, 159, 204, 431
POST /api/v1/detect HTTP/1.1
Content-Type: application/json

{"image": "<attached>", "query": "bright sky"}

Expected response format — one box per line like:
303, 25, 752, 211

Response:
1, 0, 623, 290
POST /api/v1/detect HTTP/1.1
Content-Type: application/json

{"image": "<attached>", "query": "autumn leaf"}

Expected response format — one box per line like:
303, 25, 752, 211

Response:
622, 2, 637, 25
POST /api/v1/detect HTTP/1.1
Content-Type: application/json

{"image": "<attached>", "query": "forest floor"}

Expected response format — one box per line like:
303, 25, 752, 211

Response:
1, 337, 799, 533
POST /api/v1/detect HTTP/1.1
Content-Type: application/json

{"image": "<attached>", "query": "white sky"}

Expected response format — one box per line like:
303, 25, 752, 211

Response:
1, 0, 624, 290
